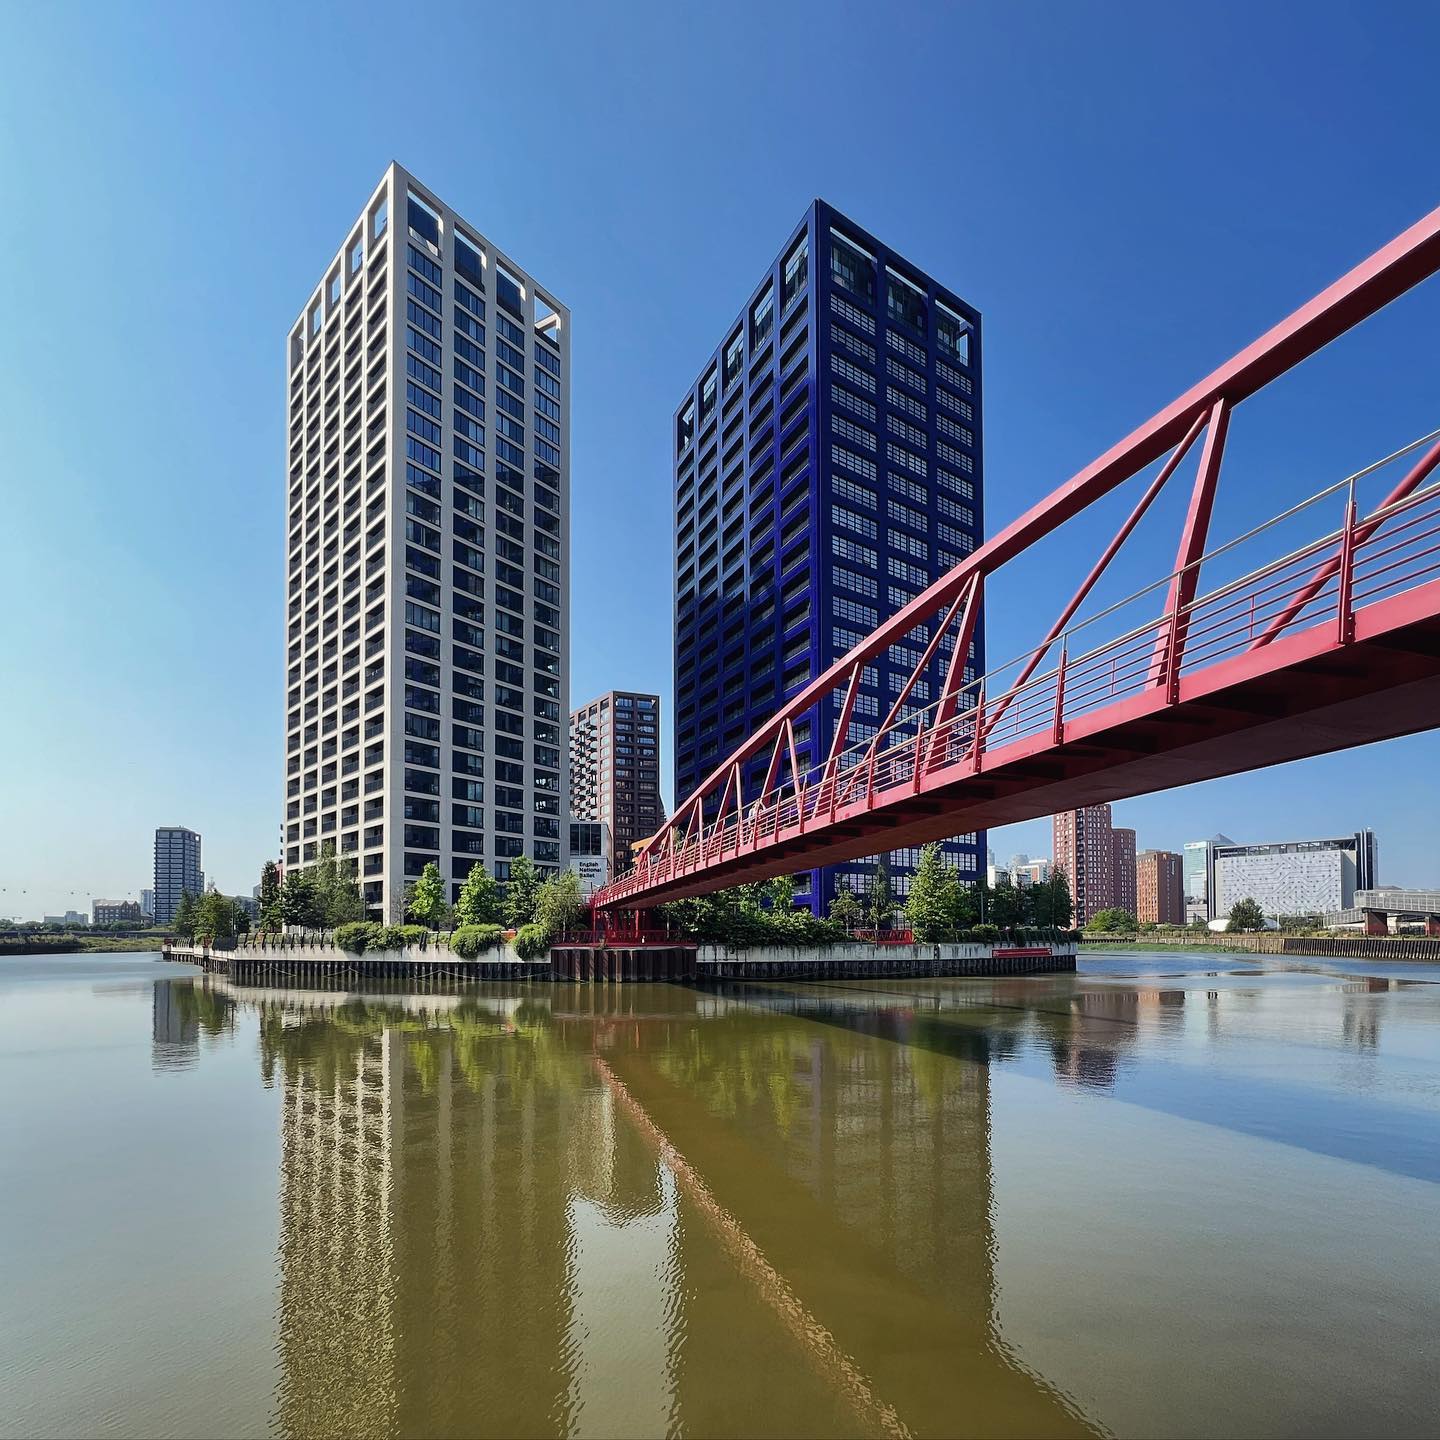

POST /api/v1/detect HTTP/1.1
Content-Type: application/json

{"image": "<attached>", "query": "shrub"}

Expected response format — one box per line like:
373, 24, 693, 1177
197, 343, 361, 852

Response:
451, 923, 504, 959
398, 924, 430, 948
368, 925, 407, 952
971, 923, 1000, 943
513, 923, 550, 960
334, 921, 373, 954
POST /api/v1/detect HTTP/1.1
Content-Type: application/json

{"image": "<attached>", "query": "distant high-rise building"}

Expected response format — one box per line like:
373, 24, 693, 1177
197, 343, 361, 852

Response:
1052, 804, 1117, 925
569, 692, 665, 872
1182, 834, 1234, 923
567, 820, 613, 897
154, 827, 202, 925
1213, 830, 1377, 920
140, 888, 155, 919
1136, 850, 1184, 925
93, 899, 143, 926
1014, 858, 1051, 886
1111, 826, 1137, 915
284, 163, 570, 919
671, 200, 985, 913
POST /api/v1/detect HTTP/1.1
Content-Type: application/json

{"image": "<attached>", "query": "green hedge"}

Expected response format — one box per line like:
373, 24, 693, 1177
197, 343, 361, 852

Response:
334, 922, 373, 954
451, 924, 504, 959
513, 923, 550, 960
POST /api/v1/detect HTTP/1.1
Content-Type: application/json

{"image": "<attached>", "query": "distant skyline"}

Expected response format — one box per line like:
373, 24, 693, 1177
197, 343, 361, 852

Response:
3, 2, 1439, 914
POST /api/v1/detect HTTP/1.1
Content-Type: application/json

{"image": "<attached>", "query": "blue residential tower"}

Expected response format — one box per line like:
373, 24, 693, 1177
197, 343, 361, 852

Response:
673, 201, 985, 915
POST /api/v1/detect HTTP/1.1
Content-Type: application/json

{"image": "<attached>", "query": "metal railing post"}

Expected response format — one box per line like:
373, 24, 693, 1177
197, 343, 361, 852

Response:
1337, 479, 1358, 643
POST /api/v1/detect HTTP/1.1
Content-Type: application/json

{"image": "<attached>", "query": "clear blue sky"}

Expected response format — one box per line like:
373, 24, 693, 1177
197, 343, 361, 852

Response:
3, 1, 1438, 916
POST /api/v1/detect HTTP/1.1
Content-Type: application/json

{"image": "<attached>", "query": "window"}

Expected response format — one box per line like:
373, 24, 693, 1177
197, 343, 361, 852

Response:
831, 383, 876, 423
677, 401, 694, 457
888, 413, 927, 449
456, 234, 485, 289
835, 535, 875, 567
937, 303, 971, 365
886, 270, 927, 333
831, 504, 877, 539
750, 285, 774, 349
372, 196, 388, 238
886, 441, 928, 478
782, 235, 808, 310
830, 323, 876, 366
350, 237, 364, 274
831, 293, 875, 336
833, 566, 878, 598
831, 414, 875, 451
834, 595, 878, 627
724, 329, 744, 390
831, 443, 877, 482
832, 354, 876, 393
830, 231, 875, 303
407, 193, 440, 247
832, 475, 876, 509
700, 367, 717, 425
496, 264, 524, 317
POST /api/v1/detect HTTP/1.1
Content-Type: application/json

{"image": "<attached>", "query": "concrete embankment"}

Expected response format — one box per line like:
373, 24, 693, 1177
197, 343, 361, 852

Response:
1081, 933, 1440, 961
165, 937, 1076, 986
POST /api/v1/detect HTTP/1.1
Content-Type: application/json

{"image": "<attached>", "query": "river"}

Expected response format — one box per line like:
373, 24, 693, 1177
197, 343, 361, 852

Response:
2, 949, 1437, 1438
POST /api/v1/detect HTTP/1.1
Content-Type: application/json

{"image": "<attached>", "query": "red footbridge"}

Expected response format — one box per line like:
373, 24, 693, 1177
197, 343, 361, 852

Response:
595, 205, 1440, 914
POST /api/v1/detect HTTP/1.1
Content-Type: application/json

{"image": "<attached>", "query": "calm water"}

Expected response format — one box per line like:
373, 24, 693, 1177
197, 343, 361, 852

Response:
2, 951, 1439, 1439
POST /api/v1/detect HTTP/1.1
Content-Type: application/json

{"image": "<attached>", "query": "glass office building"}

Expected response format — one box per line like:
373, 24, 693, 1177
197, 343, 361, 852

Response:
672, 201, 984, 913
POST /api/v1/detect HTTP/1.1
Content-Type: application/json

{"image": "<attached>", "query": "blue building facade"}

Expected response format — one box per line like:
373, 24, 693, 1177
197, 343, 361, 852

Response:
673, 201, 985, 915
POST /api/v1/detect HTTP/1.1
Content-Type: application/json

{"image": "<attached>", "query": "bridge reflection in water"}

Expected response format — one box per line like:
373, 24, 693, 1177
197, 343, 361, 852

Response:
176, 977, 1098, 1439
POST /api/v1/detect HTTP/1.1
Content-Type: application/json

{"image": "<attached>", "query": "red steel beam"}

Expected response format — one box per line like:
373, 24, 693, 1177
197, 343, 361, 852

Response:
615, 200, 1440, 885
1152, 399, 1230, 690
982, 411, 1207, 741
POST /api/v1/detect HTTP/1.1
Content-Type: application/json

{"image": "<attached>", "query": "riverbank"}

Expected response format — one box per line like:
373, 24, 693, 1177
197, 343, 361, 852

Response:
1080, 933, 1440, 961
164, 935, 1077, 985
0, 935, 166, 956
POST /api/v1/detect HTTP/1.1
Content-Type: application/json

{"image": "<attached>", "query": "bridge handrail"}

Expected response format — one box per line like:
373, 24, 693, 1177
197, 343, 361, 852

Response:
598, 470, 1440, 908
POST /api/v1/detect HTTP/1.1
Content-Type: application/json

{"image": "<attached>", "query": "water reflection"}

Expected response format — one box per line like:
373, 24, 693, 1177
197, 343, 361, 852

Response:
184, 978, 1093, 1439
151, 977, 236, 1071
114, 961, 1440, 1438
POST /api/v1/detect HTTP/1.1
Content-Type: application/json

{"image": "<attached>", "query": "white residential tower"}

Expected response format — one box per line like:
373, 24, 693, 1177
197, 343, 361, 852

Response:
284, 164, 570, 918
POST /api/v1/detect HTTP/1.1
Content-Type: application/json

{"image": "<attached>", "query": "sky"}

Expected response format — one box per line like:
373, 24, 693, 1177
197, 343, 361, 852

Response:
2, 1, 1439, 916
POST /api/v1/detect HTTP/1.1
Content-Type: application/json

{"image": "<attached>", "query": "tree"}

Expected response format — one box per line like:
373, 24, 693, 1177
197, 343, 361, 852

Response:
192, 890, 236, 941
869, 854, 894, 930
989, 877, 1023, 930
280, 870, 323, 928
1030, 871, 1073, 929
455, 863, 501, 927
952, 879, 983, 929
1085, 907, 1138, 933
312, 842, 366, 926
173, 890, 197, 939
765, 874, 796, 914
906, 843, 960, 941
1227, 896, 1266, 932
257, 861, 282, 930
534, 869, 584, 937
829, 881, 864, 933
503, 856, 543, 929
407, 862, 448, 929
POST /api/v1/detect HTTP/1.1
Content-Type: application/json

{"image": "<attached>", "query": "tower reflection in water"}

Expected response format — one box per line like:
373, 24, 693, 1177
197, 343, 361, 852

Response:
203, 980, 1099, 1439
